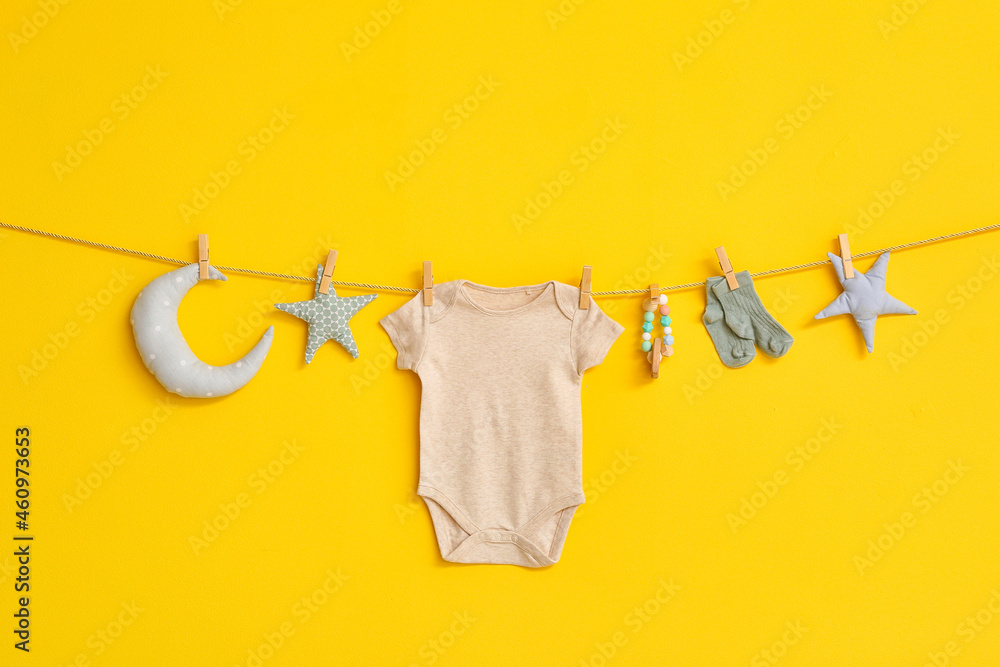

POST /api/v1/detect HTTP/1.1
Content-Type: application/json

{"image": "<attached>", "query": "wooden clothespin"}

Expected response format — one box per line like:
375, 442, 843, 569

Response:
422, 261, 434, 306
651, 337, 662, 379
715, 246, 739, 290
838, 233, 855, 279
579, 265, 592, 309
198, 234, 209, 280
318, 249, 338, 295
644, 283, 659, 309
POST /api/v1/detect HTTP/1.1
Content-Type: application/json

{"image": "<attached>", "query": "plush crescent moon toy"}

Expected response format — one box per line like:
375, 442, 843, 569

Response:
130, 263, 273, 398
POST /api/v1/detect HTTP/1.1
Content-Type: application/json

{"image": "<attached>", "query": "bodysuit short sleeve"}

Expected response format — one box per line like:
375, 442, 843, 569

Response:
572, 296, 624, 374
379, 292, 426, 371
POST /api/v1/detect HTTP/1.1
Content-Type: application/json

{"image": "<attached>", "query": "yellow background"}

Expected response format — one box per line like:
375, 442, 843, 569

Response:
2, 0, 999, 664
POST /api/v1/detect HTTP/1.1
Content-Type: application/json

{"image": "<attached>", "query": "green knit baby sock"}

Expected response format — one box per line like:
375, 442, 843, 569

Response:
710, 271, 794, 358
704, 277, 756, 368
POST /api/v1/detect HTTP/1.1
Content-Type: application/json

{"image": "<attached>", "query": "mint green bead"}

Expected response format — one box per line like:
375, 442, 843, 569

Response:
643, 311, 655, 322
641, 340, 652, 352
642, 322, 653, 333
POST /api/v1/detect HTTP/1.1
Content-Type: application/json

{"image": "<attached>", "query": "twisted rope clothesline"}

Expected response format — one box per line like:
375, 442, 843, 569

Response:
1, 220, 998, 296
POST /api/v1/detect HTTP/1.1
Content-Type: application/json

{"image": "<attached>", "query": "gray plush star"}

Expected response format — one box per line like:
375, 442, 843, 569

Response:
814, 251, 916, 353
274, 265, 377, 363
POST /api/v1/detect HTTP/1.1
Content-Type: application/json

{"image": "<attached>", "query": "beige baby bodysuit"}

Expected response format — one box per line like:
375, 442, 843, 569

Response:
380, 278, 623, 567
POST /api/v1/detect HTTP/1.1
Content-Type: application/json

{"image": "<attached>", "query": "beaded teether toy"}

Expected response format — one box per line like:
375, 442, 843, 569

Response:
641, 283, 674, 378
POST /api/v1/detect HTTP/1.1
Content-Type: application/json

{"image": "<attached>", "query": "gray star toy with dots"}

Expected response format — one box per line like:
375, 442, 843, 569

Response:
274, 265, 377, 363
